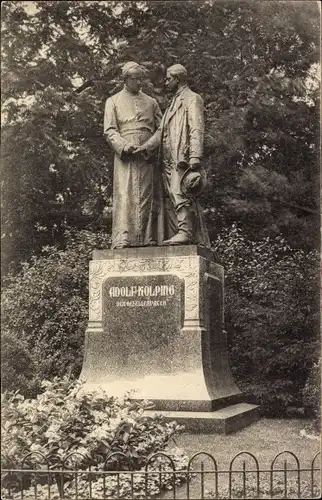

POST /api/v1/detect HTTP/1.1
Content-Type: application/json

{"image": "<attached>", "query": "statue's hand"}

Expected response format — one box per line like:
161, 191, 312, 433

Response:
132, 145, 147, 155
123, 143, 137, 154
189, 158, 201, 170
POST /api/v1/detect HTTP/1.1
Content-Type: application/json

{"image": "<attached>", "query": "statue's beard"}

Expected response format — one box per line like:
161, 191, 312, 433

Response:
165, 83, 178, 95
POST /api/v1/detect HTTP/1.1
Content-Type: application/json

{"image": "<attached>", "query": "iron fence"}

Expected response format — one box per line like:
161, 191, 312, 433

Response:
1, 450, 320, 499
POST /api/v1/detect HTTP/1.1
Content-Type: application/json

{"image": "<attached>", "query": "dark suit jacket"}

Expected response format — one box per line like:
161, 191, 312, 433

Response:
145, 85, 204, 167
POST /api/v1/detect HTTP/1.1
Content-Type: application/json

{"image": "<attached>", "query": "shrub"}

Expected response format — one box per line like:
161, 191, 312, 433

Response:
1, 377, 188, 498
212, 225, 320, 412
1, 329, 40, 397
302, 360, 320, 434
1, 230, 111, 396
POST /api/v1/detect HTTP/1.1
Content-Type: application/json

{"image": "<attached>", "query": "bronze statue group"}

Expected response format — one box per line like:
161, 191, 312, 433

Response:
104, 62, 210, 249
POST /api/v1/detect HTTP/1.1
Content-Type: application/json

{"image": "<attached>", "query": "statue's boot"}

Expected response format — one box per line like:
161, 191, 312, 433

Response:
113, 243, 130, 249
163, 206, 193, 245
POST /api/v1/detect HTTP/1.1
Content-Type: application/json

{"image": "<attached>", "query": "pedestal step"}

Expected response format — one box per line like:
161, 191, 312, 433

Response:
144, 403, 260, 434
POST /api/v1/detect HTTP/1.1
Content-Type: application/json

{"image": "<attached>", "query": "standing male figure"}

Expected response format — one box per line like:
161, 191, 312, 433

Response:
136, 64, 210, 246
104, 62, 162, 249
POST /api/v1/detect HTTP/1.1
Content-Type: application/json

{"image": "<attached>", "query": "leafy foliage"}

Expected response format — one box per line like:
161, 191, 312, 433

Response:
302, 361, 321, 410
1, 230, 110, 396
1, 377, 182, 469
0, 331, 37, 397
213, 225, 320, 412
302, 360, 320, 433
1, 377, 188, 498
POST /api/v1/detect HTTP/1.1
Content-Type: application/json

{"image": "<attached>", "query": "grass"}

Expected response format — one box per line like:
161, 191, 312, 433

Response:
174, 417, 319, 466
159, 418, 321, 499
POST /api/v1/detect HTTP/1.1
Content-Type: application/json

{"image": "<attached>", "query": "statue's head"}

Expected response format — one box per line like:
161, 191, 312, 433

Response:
122, 62, 145, 94
165, 64, 187, 93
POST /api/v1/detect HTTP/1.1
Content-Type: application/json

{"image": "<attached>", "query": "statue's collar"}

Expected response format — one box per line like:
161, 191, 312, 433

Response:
123, 85, 141, 96
173, 84, 188, 99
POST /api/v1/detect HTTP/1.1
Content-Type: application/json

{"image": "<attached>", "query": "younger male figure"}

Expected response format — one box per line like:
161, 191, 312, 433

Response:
136, 64, 210, 246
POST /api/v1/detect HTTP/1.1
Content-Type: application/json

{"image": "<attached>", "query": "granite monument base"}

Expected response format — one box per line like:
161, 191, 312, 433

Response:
80, 245, 259, 433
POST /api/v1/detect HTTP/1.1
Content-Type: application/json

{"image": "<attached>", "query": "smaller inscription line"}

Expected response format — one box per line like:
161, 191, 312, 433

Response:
115, 300, 167, 307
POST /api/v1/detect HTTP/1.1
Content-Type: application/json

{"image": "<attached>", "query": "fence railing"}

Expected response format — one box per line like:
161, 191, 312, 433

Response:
1, 450, 320, 499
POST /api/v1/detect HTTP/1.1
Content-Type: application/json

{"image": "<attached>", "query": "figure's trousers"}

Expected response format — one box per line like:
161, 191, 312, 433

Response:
161, 159, 194, 240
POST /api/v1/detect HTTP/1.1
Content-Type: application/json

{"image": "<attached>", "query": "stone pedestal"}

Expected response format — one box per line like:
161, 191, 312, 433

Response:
80, 245, 259, 432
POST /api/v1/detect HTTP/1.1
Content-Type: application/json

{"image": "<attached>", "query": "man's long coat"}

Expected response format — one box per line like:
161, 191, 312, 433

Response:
104, 88, 162, 248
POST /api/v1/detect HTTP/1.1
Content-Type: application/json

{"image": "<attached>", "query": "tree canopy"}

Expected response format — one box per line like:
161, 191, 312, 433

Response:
1, 0, 320, 274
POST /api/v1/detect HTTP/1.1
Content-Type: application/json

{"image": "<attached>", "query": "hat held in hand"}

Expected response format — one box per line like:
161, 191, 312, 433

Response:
180, 167, 207, 198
